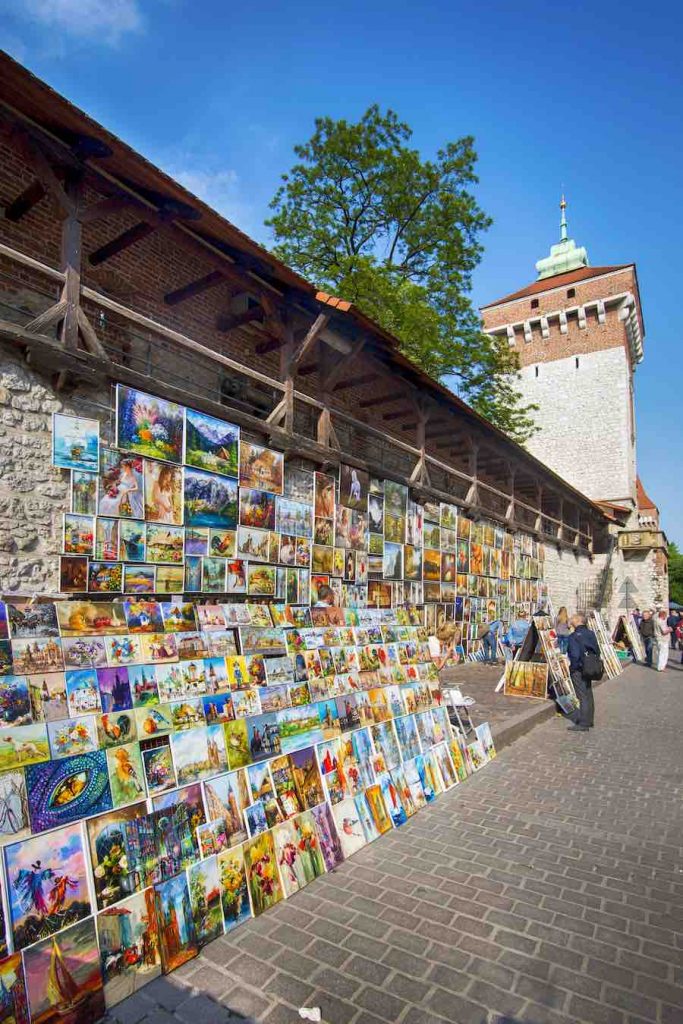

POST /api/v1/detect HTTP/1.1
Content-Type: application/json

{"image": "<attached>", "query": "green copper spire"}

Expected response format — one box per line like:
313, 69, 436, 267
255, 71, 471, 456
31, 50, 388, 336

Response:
535, 195, 589, 280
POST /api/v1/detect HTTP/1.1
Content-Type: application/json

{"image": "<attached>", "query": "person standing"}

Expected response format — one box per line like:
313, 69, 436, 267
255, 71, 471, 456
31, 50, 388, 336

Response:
666, 609, 680, 651
567, 612, 600, 732
554, 606, 571, 655
638, 610, 655, 668
655, 611, 672, 671
481, 617, 502, 664
632, 608, 642, 629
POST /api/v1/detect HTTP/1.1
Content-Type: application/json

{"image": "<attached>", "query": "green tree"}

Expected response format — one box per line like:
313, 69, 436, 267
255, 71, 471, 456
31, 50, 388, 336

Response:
267, 105, 537, 441
668, 543, 683, 605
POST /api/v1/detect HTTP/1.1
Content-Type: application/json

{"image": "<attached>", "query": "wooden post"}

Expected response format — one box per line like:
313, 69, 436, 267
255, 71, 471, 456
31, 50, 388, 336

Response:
506, 466, 516, 523
280, 319, 295, 434
465, 437, 479, 507
535, 484, 543, 534
59, 172, 83, 350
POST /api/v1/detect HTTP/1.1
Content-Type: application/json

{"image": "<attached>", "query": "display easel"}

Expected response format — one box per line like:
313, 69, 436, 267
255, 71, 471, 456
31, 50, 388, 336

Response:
494, 617, 578, 712
588, 611, 622, 679
612, 613, 645, 662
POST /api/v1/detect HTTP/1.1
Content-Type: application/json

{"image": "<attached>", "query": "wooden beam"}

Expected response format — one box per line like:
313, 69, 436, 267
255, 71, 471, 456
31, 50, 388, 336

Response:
332, 372, 378, 393
359, 390, 405, 409
255, 337, 284, 356
59, 174, 83, 350
4, 180, 46, 222
323, 337, 367, 392
164, 270, 225, 306
76, 307, 108, 358
382, 409, 414, 421
216, 307, 264, 332
292, 313, 329, 368
11, 129, 75, 216
80, 196, 136, 225
23, 300, 67, 335
88, 221, 157, 266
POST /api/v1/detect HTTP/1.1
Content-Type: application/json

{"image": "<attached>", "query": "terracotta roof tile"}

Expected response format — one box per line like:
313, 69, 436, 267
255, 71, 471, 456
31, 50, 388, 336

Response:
636, 477, 657, 511
481, 265, 632, 308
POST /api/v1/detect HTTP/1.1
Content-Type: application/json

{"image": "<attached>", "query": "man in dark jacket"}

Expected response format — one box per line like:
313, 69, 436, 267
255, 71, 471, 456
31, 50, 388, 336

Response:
567, 612, 600, 732
638, 610, 655, 667
666, 610, 680, 651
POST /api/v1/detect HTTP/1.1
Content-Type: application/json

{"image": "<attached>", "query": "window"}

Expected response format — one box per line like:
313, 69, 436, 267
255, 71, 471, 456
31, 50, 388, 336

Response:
534, 365, 539, 377
530, 298, 539, 310
575, 357, 580, 369
567, 288, 576, 299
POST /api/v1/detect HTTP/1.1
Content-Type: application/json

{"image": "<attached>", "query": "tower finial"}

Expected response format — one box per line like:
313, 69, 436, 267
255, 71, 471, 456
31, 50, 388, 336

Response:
560, 194, 568, 243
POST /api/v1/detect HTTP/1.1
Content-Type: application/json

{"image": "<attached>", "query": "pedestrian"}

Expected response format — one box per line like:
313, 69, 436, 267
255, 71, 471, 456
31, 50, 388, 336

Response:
554, 606, 571, 655
632, 607, 642, 629
567, 612, 600, 732
638, 610, 655, 668
666, 609, 680, 651
655, 611, 672, 671
677, 620, 683, 661
480, 617, 503, 664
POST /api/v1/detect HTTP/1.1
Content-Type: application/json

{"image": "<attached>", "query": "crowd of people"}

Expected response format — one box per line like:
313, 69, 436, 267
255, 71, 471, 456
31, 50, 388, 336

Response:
634, 607, 682, 671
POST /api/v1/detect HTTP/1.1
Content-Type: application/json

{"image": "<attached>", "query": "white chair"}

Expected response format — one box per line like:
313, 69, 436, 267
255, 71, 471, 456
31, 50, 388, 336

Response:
443, 687, 476, 736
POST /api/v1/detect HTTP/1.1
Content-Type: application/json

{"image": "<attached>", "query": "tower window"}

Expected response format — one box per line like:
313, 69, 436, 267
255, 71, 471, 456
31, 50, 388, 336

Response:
535, 365, 539, 377
530, 298, 539, 310
567, 288, 576, 299
575, 356, 580, 369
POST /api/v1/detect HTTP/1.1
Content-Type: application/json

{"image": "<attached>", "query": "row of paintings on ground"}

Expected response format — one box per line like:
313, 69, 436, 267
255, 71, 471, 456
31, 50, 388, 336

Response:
53, 385, 544, 602
0, 706, 495, 1021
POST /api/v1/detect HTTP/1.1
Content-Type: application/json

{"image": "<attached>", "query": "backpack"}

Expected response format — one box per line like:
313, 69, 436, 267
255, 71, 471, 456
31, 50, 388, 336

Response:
581, 647, 604, 681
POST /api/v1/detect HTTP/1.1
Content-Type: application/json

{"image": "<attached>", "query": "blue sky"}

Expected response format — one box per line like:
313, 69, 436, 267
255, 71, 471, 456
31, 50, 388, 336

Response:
1, 0, 681, 543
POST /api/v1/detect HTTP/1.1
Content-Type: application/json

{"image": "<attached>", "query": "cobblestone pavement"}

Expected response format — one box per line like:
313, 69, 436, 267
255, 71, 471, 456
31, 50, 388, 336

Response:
107, 660, 683, 1024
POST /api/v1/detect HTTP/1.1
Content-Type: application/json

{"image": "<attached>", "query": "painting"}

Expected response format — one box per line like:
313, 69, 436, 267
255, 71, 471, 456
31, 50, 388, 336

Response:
0, 770, 30, 844
379, 773, 407, 827
88, 562, 123, 594
62, 514, 94, 557
98, 449, 144, 519
4, 823, 91, 951
86, 802, 152, 909
475, 721, 496, 760
364, 784, 393, 834
97, 667, 133, 713
171, 725, 227, 786
154, 873, 199, 973
503, 661, 548, 699
184, 408, 239, 477
339, 464, 369, 511
184, 467, 238, 528
107, 742, 146, 806
196, 818, 229, 858
52, 413, 99, 473
243, 831, 283, 916
23, 917, 105, 1024
116, 385, 184, 464
0, 952, 29, 1024
203, 772, 249, 847
97, 887, 161, 1007
247, 564, 276, 597
239, 488, 276, 531
239, 442, 284, 495
57, 600, 127, 638
0, 675, 31, 728
143, 461, 183, 526
276, 705, 322, 754
276, 498, 312, 538
123, 565, 156, 594
95, 518, 119, 562
25, 751, 113, 833
314, 473, 336, 519
217, 845, 251, 932
187, 856, 224, 947
143, 525, 182, 565
273, 811, 325, 897
208, 528, 235, 558
47, 716, 99, 759
59, 556, 88, 593
331, 797, 367, 857
141, 738, 176, 795
155, 565, 185, 594
185, 526, 209, 556
118, 528, 147, 569
310, 801, 344, 870
384, 479, 408, 517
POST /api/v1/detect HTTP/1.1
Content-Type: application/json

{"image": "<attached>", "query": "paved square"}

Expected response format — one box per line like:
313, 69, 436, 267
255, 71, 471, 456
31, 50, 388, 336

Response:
106, 661, 683, 1024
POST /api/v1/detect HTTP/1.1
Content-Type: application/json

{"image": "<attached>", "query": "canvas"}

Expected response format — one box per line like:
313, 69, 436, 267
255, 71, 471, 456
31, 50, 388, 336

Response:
331, 797, 367, 857
224, 720, 252, 770
27, 672, 68, 722
26, 750, 113, 833
116, 385, 184, 464
154, 873, 199, 973
217, 845, 251, 932
23, 916, 105, 1024
0, 675, 31, 728
52, 413, 99, 473
239, 442, 284, 495
187, 855, 224, 947
57, 600, 127, 637
47, 716, 99, 759
475, 721, 496, 760
273, 811, 325, 897
289, 746, 325, 809
339, 464, 369, 510
0, 952, 29, 1024
97, 667, 133, 712
88, 561, 123, 594
196, 818, 229, 858
364, 784, 393, 834
0, 770, 30, 845
310, 801, 344, 870
184, 467, 238, 529
61, 514, 95, 557
243, 830, 284, 916
145, 525, 184, 564
98, 449, 144, 519
71, 469, 98, 516
59, 555, 88, 593
86, 801, 152, 909
104, 634, 144, 668
184, 408, 239, 477
185, 526, 209, 556
203, 772, 249, 847
97, 887, 161, 1007
107, 742, 146, 806
171, 725, 227, 786
128, 665, 159, 708
379, 772, 407, 827
143, 461, 183, 525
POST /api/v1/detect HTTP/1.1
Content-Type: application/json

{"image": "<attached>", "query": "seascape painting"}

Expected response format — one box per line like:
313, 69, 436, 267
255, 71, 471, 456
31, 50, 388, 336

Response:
23, 917, 106, 1024
52, 413, 99, 473
116, 385, 184, 464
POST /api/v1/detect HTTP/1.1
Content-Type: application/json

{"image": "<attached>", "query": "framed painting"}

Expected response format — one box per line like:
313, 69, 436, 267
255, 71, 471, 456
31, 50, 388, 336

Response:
143, 461, 183, 526
52, 413, 99, 472
239, 442, 284, 495
23, 917, 105, 1024
184, 467, 238, 529
184, 407, 239, 478
116, 385, 184, 464
25, 750, 113, 833
98, 449, 145, 519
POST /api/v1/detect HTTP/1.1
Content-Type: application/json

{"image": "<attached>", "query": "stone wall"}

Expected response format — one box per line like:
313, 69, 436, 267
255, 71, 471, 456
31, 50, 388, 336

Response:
517, 346, 635, 505
0, 349, 110, 594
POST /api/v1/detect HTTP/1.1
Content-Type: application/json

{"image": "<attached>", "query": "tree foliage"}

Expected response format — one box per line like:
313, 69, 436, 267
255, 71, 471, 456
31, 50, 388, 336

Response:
668, 543, 683, 605
267, 106, 537, 441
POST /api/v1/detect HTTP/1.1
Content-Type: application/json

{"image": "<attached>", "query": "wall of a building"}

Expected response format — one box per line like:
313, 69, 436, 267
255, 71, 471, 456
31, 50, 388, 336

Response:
519, 347, 635, 504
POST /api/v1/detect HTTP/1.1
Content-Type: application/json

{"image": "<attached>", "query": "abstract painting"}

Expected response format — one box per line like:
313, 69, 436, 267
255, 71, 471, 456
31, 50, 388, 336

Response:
25, 750, 113, 833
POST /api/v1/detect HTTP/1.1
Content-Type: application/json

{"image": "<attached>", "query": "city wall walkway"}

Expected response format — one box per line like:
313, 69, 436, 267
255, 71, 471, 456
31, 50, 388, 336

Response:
107, 659, 683, 1024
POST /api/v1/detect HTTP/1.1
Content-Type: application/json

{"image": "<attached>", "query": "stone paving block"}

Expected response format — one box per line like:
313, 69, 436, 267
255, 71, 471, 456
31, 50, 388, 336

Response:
262, 971, 316, 1008
139, 978, 190, 1012
515, 973, 568, 1011
352, 984, 407, 1022
344, 954, 392, 987
568, 993, 626, 1024
602, 985, 658, 1020
499, 948, 551, 980
175, 993, 236, 1024
311, 966, 360, 1001
381, 946, 430, 979
425, 987, 490, 1024
425, 963, 470, 993
188, 966, 235, 1000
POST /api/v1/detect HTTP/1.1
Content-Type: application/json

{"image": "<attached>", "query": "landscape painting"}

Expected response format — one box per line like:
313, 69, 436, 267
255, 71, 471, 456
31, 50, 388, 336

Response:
239, 442, 284, 495
116, 385, 184, 464
184, 408, 239, 477
184, 467, 238, 528
52, 413, 99, 472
